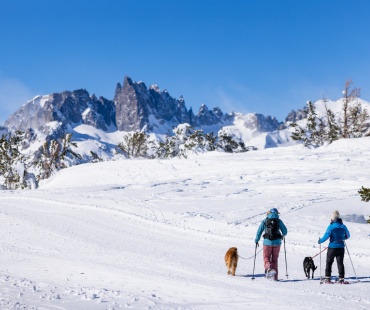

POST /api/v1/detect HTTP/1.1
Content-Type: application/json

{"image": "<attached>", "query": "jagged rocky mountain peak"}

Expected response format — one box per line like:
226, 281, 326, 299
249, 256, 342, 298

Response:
4, 75, 293, 150
149, 84, 160, 93
5, 88, 116, 133
285, 107, 307, 123
115, 82, 122, 92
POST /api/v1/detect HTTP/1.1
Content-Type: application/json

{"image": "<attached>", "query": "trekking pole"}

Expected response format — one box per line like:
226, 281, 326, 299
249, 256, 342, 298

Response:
319, 241, 322, 284
251, 242, 258, 280
283, 237, 288, 279
345, 242, 358, 282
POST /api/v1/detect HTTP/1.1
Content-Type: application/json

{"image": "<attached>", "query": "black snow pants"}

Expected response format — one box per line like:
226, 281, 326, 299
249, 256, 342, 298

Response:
325, 247, 345, 278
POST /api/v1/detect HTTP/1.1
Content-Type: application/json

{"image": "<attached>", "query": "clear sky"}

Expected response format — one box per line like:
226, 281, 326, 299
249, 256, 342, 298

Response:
1, 0, 370, 124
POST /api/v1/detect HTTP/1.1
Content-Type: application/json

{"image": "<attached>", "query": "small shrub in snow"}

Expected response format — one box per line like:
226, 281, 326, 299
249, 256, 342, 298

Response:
217, 128, 251, 153
154, 124, 220, 159
90, 151, 103, 163
116, 132, 152, 158
153, 124, 256, 158
358, 186, 370, 224
36, 133, 82, 180
358, 186, 370, 203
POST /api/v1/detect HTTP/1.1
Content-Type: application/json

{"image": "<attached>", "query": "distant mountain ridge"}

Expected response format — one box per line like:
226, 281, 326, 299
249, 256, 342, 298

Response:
5, 76, 283, 138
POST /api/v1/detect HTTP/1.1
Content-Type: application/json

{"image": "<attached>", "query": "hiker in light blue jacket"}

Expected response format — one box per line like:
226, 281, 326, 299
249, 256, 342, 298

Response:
318, 210, 350, 284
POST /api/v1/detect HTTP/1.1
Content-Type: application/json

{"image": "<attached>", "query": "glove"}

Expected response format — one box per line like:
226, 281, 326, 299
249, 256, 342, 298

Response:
318, 237, 321, 244
255, 242, 259, 247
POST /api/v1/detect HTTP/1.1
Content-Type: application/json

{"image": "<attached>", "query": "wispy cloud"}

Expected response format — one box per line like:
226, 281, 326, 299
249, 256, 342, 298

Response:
212, 82, 273, 115
0, 75, 35, 125
288, 80, 342, 104
204, 80, 344, 120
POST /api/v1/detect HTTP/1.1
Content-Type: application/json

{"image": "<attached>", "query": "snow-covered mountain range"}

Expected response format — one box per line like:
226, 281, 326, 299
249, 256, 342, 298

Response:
3, 76, 286, 154
4, 76, 370, 157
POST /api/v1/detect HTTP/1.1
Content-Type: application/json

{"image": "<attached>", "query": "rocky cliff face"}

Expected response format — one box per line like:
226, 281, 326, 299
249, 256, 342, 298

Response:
114, 76, 198, 131
285, 107, 307, 123
5, 90, 116, 134
249, 114, 281, 132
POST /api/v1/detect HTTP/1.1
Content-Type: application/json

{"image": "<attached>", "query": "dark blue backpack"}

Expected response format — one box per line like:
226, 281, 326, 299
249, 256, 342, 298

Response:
263, 218, 282, 240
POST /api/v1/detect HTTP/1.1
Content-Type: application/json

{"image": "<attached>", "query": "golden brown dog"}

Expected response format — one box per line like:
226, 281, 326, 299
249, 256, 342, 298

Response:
225, 247, 238, 276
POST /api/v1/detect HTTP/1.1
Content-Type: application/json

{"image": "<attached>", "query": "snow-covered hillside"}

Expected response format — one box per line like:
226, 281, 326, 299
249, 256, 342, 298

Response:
0, 137, 369, 309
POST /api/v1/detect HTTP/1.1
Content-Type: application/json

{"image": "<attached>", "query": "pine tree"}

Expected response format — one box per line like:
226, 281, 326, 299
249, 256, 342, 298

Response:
306, 101, 324, 147
347, 102, 369, 138
290, 101, 324, 148
358, 186, 370, 202
0, 131, 28, 189
290, 122, 307, 143
324, 103, 340, 144
358, 187, 370, 224
341, 79, 361, 138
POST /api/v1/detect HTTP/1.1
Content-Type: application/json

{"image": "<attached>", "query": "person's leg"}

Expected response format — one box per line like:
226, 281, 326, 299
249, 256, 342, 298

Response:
325, 248, 335, 279
335, 248, 345, 279
271, 245, 281, 280
263, 245, 273, 271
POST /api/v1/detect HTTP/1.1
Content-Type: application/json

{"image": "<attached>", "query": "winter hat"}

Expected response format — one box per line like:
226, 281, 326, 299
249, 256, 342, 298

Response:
331, 210, 340, 221
270, 208, 280, 214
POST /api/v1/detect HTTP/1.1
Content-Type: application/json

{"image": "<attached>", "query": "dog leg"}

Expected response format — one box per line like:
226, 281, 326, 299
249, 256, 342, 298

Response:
231, 261, 237, 276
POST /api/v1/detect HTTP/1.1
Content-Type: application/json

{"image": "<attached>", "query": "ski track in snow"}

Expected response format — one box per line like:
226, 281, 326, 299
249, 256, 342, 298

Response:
0, 138, 370, 309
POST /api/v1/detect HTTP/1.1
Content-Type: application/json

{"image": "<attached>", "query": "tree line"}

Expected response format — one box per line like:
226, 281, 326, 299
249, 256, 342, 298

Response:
0, 124, 256, 189
290, 80, 370, 148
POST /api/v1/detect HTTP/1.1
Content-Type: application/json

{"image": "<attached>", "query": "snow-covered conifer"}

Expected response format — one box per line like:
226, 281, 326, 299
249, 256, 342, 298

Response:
323, 104, 340, 144
0, 131, 29, 189
217, 127, 248, 153
36, 133, 82, 180
341, 79, 361, 138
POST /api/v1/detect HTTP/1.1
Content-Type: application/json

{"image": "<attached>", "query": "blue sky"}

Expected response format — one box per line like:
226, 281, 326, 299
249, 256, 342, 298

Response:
1, 0, 370, 124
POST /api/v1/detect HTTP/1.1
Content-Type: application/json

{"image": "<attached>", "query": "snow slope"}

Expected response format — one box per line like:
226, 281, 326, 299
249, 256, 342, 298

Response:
0, 137, 369, 309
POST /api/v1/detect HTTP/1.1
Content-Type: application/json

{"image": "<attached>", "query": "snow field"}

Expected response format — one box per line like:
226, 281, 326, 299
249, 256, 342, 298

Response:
0, 137, 369, 309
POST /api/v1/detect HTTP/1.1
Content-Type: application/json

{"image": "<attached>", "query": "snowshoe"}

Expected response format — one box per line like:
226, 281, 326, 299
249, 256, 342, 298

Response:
321, 277, 333, 284
266, 268, 277, 280
336, 278, 349, 284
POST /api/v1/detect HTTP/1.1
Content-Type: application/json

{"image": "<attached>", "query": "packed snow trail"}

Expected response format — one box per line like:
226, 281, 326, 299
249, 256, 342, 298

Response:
0, 137, 369, 309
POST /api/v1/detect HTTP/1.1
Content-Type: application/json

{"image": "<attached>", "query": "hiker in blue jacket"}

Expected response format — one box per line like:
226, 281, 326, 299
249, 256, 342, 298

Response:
255, 208, 287, 281
318, 210, 350, 284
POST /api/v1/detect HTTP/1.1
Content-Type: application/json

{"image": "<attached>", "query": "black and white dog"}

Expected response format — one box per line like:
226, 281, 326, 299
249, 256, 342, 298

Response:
303, 257, 317, 279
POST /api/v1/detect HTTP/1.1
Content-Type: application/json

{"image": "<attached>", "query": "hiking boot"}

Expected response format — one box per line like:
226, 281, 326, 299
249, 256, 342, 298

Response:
265, 268, 271, 275
323, 277, 331, 284
338, 278, 345, 284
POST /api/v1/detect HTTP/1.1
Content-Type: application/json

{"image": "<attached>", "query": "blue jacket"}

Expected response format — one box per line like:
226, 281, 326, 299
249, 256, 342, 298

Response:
255, 213, 288, 246
318, 219, 350, 248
